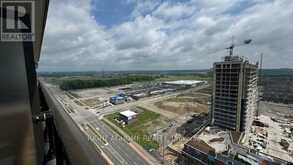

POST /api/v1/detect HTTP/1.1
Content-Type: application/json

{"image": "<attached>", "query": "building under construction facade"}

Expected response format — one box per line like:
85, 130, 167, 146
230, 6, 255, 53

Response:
212, 56, 258, 133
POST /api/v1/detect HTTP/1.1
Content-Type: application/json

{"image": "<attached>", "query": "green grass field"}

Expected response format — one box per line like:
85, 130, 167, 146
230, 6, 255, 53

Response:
105, 109, 160, 151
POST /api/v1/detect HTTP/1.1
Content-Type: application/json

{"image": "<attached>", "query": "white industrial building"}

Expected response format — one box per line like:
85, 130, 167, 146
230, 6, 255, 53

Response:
163, 80, 206, 88
119, 110, 137, 124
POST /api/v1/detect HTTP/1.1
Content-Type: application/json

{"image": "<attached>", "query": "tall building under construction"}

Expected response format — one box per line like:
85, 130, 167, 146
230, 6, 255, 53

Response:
212, 56, 258, 133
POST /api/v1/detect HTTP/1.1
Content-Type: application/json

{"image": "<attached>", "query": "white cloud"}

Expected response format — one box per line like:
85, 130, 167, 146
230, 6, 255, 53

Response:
153, 2, 196, 19
39, 0, 293, 71
128, 0, 162, 17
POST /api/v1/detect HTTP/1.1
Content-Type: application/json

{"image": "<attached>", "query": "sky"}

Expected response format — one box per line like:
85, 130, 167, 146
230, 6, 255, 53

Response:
38, 0, 293, 72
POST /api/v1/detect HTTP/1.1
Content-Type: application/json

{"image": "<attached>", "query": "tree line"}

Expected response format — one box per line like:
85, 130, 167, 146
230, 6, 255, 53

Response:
60, 75, 155, 90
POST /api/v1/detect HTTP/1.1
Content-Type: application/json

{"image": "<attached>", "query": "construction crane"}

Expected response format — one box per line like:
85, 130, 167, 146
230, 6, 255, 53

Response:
206, 37, 253, 57
226, 36, 252, 56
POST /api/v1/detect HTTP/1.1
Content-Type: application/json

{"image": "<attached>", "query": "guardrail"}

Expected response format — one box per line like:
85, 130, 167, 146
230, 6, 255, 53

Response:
39, 81, 108, 165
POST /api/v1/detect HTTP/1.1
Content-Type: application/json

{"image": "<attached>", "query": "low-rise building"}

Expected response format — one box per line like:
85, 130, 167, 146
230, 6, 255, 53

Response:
131, 93, 147, 100
163, 80, 206, 88
180, 138, 231, 165
110, 96, 126, 104
149, 88, 175, 95
179, 126, 234, 165
180, 126, 289, 165
119, 110, 137, 124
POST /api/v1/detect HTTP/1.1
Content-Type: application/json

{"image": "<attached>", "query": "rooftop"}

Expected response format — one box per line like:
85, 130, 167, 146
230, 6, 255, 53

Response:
119, 110, 137, 118
197, 126, 230, 153
164, 80, 205, 85
186, 138, 216, 155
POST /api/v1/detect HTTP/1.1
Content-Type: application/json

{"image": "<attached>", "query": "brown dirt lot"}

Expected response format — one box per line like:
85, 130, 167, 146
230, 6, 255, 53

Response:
81, 97, 104, 107
154, 96, 209, 114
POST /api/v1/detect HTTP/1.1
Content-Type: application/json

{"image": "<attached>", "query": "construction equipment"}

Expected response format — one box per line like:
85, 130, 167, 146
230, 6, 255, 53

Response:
226, 36, 252, 56
207, 37, 253, 56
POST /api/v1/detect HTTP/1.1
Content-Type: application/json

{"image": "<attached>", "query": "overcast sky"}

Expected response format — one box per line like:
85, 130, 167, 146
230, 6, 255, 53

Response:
38, 0, 293, 72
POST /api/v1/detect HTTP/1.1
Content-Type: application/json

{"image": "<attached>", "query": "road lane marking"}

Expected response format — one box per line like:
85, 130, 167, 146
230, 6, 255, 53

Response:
106, 145, 128, 165
101, 151, 114, 165
87, 123, 108, 145
129, 143, 156, 165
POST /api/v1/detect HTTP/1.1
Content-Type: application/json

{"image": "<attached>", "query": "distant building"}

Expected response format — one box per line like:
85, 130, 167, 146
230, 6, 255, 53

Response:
163, 80, 206, 88
109, 96, 126, 104
131, 92, 147, 100
109, 92, 129, 104
119, 110, 137, 124
211, 56, 258, 133
149, 88, 175, 95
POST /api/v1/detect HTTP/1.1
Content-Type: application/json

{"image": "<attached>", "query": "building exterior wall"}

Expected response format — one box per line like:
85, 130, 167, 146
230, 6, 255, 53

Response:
110, 96, 125, 104
119, 114, 137, 124
180, 144, 225, 165
212, 56, 258, 133
240, 64, 258, 133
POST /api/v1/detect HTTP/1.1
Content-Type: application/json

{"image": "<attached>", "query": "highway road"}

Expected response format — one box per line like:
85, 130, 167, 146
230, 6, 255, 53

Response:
42, 82, 151, 165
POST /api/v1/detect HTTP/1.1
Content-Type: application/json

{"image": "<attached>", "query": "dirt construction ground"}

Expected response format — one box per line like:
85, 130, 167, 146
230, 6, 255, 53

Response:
154, 93, 209, 115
